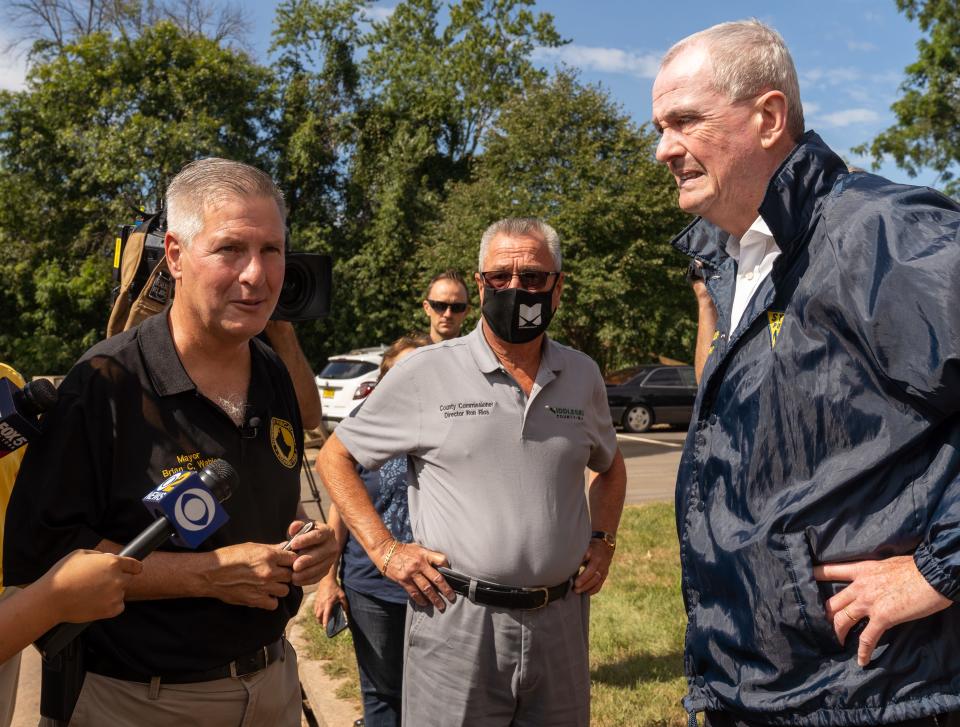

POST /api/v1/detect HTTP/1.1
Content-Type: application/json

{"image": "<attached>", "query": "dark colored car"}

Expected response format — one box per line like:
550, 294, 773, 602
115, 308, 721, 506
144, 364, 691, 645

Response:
605, 365, 698, 433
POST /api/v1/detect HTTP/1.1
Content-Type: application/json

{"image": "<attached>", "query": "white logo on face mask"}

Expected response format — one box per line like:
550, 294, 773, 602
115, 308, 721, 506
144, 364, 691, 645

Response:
518, 303, 542, 329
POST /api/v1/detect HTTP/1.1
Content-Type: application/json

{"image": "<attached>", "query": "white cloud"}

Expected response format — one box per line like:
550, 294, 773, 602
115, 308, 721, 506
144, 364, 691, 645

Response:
533, 45, 661, 79
802, 101, 821, 116
801, 66, 862, 87
363, 5, 395, 22
0, 50, 27, 92
817, 108, 880, 127
847, 40, 877, 52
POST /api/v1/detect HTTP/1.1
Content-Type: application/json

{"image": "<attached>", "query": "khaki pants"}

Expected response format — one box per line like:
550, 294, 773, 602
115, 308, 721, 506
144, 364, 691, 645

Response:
65, 640, 301, 727
0, 587, 22, 727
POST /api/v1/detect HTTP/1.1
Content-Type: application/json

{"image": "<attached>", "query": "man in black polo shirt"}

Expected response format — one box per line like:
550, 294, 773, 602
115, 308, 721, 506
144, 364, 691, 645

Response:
3, 158, 337, 725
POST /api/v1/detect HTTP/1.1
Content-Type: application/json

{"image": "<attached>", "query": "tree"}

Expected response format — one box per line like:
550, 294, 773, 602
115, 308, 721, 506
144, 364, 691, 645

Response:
4, 0, 250, 56
268, 0, 565, 358
424, 71, 694, 372
856, 0, 960, 197
0, 23, 272, 373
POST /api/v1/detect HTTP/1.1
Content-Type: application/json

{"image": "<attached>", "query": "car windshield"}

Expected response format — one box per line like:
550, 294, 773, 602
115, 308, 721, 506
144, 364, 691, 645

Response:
604, 367, 651, 385
318, 360, 378, 380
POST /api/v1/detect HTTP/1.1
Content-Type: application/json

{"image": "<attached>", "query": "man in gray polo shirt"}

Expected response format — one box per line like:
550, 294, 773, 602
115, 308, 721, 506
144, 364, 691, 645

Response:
317, 217, 626, 726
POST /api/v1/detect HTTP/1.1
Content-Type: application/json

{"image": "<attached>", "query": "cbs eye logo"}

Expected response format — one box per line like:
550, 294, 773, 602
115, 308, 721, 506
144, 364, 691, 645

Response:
173, 487, 218, 531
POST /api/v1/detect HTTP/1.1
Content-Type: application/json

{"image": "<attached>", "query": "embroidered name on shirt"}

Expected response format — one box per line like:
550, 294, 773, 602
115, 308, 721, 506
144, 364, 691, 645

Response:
768, 311, 785, 349
545, 406, 584, 421
438, 401, 494, 418
161, 451, 217, 478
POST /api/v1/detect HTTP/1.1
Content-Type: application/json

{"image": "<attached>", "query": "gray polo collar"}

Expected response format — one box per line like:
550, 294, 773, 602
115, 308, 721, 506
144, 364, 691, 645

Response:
466, 320, 565, 375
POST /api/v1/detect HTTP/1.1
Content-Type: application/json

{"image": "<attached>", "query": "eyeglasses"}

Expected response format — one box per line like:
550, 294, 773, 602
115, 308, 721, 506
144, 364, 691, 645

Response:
426, 300, 468, 314
480, 270, 559, 291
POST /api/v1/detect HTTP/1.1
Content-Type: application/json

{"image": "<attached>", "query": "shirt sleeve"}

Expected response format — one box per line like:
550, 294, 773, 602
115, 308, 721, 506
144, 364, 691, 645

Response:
585, 359, 618, 473
334, 356, 424, 471
914, 468, 960, 601
2, 358, 116, 586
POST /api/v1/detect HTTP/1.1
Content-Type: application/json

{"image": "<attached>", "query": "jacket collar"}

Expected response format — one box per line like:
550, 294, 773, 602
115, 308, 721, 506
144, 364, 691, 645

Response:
671, 131, 847, 269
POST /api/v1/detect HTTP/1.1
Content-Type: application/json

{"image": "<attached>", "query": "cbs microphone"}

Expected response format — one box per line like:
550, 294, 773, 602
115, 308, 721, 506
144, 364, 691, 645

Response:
0, 378, 58, 458
38, 458, 238, 658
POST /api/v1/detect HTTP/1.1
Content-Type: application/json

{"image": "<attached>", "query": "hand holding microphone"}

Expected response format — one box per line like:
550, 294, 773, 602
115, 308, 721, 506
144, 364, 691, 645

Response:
38, 458, 238, 658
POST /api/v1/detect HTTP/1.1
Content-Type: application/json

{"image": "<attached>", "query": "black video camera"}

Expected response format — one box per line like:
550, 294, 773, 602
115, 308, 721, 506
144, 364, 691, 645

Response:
112, 211, 332, 322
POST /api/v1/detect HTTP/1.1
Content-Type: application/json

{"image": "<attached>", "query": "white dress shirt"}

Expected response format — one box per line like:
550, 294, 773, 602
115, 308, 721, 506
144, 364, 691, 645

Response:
726, 216, 781, 333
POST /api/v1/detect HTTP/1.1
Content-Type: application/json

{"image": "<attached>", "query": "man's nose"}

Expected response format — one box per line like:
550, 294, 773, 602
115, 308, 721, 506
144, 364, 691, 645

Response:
239, 252, 267, 286
655, 128, 682, 165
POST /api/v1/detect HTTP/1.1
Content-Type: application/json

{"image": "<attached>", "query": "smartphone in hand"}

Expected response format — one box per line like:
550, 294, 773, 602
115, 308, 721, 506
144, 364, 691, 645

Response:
326, 601, 348, 638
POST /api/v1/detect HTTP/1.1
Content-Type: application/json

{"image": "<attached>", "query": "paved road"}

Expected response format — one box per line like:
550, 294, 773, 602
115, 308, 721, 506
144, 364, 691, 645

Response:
11, 427, 684, 725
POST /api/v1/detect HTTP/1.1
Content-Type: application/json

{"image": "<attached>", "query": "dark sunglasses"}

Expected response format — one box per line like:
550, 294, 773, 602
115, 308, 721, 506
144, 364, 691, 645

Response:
480, 270, 559, 291
426, 299, 468, 314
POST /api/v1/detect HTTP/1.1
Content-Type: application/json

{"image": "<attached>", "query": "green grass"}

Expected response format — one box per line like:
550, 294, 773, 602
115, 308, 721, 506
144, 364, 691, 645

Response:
303, 503, 688, 725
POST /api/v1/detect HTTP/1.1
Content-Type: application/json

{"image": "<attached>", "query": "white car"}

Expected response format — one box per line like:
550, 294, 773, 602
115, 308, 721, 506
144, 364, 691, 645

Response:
316, 346, 386, 429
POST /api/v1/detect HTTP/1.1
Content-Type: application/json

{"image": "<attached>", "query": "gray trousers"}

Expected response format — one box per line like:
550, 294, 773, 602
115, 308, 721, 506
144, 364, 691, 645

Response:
402, 591, 590, 727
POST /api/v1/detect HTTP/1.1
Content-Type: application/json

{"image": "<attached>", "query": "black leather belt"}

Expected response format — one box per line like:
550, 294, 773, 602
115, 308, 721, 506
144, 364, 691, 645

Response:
439, 568, 575, 610
85, 637, 285, 684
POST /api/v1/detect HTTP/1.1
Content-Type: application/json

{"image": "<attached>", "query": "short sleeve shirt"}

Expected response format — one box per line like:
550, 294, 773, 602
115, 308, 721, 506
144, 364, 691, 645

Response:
334, 322, 617, 587
3, 312, 304, 675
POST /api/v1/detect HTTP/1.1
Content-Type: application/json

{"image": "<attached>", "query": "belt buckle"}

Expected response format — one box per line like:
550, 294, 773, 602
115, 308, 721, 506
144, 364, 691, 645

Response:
529, 586, 550, 610
229, 645, 269, 679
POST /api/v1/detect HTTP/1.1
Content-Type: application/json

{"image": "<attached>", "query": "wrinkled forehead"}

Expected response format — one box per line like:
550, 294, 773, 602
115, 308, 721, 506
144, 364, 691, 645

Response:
482, 233, 553, 270
652, 44, 717, 112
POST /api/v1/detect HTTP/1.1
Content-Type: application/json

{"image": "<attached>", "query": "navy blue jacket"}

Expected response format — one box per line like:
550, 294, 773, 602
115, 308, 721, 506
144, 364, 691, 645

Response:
673, 132, 960, 725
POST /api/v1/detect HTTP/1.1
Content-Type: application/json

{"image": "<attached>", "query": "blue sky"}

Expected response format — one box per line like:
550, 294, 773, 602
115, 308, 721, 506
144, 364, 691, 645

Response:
239, 0, 934, 186
0, 0, 937, 186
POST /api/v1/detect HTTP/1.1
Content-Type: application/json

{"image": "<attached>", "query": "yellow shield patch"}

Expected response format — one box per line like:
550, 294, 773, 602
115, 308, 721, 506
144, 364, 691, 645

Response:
270, 417, 298, 469
768, 311, 785, 349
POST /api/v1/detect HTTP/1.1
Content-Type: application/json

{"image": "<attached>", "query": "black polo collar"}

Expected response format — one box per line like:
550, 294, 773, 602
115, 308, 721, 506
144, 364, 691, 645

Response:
137, 311, 279, 414
137, 311, 196, 397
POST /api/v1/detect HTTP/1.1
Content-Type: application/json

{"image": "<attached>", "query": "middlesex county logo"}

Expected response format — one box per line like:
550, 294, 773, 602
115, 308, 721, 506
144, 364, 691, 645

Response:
271, 417, 298, 469
518, 303, 542, 329
545, 405, 584, 421
767, 311, 785, 349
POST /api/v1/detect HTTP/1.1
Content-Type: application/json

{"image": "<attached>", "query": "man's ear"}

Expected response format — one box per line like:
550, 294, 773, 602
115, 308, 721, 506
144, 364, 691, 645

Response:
422, 299, 432, 317
755, 90, 789, 150
165, 231, 184, 281
474, 272, 486, 306
551, 273, 563, 312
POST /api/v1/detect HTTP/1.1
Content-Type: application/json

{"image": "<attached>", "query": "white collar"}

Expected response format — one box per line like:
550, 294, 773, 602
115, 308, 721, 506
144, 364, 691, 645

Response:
725, 216, 773, 262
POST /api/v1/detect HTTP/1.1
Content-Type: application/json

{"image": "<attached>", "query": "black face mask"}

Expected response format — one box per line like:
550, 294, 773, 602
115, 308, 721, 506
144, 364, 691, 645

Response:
481, 282, 557, 344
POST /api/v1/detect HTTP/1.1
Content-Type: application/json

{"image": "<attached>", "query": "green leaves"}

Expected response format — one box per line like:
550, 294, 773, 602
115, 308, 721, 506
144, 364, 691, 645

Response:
0, 1, 696, 378
0, 22, 272, 374
856, 0, 960, 197
424, 72, 694, 371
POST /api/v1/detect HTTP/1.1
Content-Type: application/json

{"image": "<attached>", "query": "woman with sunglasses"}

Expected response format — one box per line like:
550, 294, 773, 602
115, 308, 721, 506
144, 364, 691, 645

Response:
314, 333, 432, 727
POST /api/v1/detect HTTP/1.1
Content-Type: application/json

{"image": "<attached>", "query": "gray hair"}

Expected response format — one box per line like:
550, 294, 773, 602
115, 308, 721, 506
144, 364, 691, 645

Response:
165, 157, 286, 247
478, 217, 562, 271
661, 19, 804, 142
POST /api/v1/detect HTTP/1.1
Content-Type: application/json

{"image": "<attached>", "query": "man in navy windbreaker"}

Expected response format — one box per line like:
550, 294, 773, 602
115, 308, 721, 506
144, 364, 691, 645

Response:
652, 19, 960, 727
